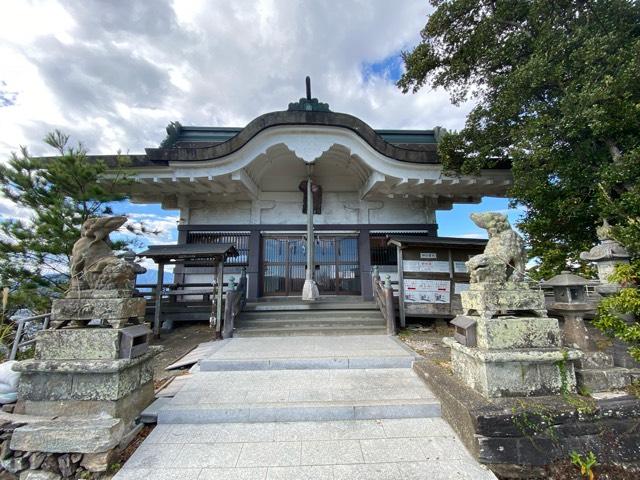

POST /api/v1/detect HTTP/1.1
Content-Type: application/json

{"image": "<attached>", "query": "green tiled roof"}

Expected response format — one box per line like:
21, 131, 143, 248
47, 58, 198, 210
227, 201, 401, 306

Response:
169, 125, 438, 147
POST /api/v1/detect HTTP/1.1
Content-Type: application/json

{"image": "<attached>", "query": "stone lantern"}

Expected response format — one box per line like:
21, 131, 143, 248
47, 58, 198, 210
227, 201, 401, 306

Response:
580, 221, 630, 294
545, 271, 592, 350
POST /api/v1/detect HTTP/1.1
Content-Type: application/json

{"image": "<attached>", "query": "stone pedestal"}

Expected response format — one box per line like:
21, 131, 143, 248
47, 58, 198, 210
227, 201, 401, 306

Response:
447, 283, 581, 398
13, 328, 159, 428
51, 290, 146, 329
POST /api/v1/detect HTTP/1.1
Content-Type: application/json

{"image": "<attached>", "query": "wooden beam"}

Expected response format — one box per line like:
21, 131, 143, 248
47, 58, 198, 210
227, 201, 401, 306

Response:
360, 172, 385, 199
231, 170, 259, 199
215, 261, 224, 337
153, 262, 165, 338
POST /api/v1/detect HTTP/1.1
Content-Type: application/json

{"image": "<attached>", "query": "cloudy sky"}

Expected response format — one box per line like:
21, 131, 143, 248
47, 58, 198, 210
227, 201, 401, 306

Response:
0, 0, 520, 252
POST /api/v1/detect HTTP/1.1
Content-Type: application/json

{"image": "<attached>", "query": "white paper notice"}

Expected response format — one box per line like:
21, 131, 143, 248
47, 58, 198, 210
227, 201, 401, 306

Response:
453, 261, 468, 273
403, 260, 450, 273
404, 279, 451, 303
454, 283, 470, 294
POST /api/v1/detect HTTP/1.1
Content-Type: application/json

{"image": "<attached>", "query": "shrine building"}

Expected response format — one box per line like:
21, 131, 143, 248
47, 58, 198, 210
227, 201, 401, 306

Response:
106, 81, 512, 305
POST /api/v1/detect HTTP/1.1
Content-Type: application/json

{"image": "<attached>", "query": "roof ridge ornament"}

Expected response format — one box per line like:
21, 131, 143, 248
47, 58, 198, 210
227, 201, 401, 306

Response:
288, 76, 331, 112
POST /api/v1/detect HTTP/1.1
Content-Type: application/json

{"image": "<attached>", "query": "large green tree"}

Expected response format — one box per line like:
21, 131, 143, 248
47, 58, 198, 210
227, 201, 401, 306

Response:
0, 131, 133, 313
398, 0, 640, 278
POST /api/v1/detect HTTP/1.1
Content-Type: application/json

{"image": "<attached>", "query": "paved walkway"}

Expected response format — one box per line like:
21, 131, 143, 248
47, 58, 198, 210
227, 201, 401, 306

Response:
115, 336, 496, 480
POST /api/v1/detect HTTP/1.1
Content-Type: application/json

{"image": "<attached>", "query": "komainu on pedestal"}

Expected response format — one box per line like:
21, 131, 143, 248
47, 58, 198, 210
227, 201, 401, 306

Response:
444, 212, 581, 398
51, 216, 146, 329
11, 216, 161, 466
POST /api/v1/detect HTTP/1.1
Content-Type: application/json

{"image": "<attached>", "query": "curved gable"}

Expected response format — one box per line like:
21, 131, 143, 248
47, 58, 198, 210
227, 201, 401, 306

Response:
145, 110, 440, 165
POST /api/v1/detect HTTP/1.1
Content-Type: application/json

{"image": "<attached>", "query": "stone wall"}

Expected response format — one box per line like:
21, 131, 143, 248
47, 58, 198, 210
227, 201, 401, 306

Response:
0, 416, 124, 479
413, 360, 640, 478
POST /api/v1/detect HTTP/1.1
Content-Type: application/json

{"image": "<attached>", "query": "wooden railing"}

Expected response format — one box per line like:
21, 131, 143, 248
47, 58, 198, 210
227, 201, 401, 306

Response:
372, 266, 396, 335
10, 313, 50, 360
222, 268, 247, 339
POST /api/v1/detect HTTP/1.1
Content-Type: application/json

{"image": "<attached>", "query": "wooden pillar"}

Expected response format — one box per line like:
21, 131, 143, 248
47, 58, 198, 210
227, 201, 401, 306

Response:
384, 275, 396, 335
215, 259, 224, 337
153, 261, 165, 337
247, 230, 260, 301
359, 229, 373, 300
397, 246, 406, 328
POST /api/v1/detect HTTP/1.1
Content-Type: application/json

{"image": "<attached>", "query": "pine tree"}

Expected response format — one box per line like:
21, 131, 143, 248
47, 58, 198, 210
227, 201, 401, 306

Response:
0, 131, 133, 313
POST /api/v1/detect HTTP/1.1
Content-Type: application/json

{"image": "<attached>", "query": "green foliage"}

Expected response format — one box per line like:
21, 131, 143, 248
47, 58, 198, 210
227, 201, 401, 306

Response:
594, 260, 640, 361
511, 399, 558, 448
0, 131, 133, 314
570, 451, 597, 480
399, 0, 640, 275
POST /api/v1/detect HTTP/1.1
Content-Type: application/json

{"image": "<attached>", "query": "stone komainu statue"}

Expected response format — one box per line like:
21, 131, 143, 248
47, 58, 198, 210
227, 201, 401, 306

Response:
70, 216, 137, 292
466, 212, 527, 284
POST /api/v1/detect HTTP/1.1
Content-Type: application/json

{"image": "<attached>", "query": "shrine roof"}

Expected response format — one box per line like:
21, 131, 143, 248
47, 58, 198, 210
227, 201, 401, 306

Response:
387, 236, 487, 249
139, 243, 238, 261
166, 125, 439, 148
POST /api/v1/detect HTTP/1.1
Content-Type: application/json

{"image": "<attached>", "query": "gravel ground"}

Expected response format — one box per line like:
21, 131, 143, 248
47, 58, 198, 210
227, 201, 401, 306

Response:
149, 322, 218, 381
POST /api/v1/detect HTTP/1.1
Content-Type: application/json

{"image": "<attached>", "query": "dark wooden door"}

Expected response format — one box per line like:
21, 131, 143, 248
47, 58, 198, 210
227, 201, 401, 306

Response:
262, 235, 360, 296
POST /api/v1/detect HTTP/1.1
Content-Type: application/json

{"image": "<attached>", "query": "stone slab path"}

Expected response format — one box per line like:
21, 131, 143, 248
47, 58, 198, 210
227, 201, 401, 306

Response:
115, 336, 496, 480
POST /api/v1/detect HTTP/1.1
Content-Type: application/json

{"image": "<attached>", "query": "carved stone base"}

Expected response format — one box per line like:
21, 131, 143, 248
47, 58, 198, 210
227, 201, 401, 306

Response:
13, 347, 160, 428
51, 296, 146, 329
444, 338, 581, 398
461, 282, 547, 318
474, 315, 562, 350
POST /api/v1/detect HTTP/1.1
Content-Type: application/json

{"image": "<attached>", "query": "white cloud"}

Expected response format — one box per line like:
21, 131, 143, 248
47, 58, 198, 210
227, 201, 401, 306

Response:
0, 195, 34, 221
458, 233, 487, 240
0, 0, 471, 159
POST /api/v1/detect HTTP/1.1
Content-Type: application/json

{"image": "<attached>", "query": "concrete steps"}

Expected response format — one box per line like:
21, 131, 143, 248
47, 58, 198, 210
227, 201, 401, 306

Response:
157, 399, 441, 424
155, 368, 440, 425
236, 298, 385, 337
234, 325, 387, 337
200, 354, 416, 371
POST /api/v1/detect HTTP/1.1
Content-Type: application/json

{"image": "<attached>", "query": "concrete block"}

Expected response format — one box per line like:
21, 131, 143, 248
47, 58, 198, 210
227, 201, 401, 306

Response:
347, 357, 414, 369
353, 401, 441, 420
267, 466, 332, 480
360, 438, 425, 463
172, 442, 241, 468
236, 441, 301, 467
157, 406, 251, 424
10, 416, 124, 453
300, 439, 363, 465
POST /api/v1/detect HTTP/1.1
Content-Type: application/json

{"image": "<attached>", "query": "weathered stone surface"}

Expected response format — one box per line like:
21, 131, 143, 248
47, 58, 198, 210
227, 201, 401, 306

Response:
35, 329, 121, 361
413, 359, 640, 475
28, 452, 45, 469
56, 454, 73, 478
476, 316, 561, 350
10, 416, 124, 454
576, 351, 614, 369
15, 348, 160, 402
21, 380, 154, 428
40, 455, 60, 474
20, 470, 61, 480
466, 212, 527, 284
80, 450, 113, 472
576, 367, 640, 392
1, 455, 27, 473
51, 297, 145, 328
462, 283, 547, 318
445, 338, 580, 398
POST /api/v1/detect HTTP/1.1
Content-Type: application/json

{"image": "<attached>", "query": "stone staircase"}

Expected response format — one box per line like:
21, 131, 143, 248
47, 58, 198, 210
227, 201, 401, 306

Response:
234, 296, 386, 337
124, 336, 497, 480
